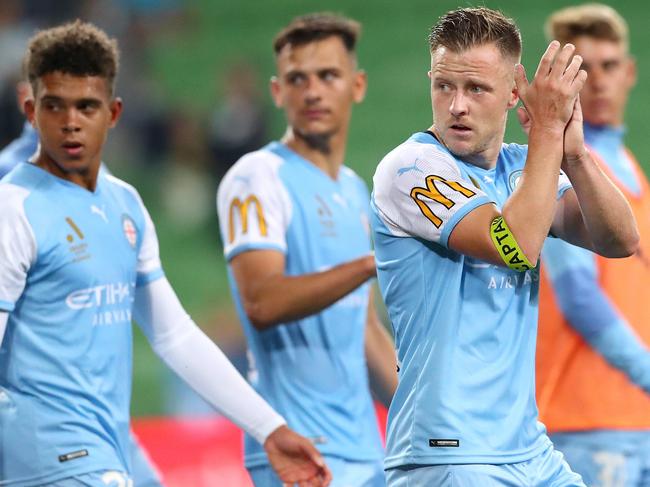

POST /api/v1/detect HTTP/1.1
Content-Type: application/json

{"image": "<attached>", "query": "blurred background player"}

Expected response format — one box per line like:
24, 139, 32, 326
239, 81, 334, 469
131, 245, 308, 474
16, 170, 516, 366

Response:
371, 7, 638, 486
0, 20, 330, 487
536, 4, 650, 486
0, 63, 37, 178
0, 57, 165, 487
217, 12, 397, 487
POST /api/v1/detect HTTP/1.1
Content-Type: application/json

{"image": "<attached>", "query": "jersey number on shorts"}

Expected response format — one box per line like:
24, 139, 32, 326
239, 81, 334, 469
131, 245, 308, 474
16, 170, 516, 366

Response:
228, 195, 268, 243
410, 175, 476, 228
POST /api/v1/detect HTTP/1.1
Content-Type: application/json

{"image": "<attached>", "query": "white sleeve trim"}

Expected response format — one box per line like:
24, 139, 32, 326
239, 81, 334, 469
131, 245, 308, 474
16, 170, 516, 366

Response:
373, 141, 489, 246
105, 175, 163, 276
217, 151, 291, 260
133, 277, 286, 444
0, 184, 36, 310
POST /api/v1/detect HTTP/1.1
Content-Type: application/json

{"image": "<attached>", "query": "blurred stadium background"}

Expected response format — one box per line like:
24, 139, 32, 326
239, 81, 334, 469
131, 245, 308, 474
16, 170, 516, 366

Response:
1, 0, 648, 482
140, 0, 650, 416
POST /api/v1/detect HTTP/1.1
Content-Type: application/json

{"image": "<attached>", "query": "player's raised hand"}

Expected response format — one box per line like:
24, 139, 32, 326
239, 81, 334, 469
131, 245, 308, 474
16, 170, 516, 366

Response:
515, 41, 587, 134
563, 95, 589, 168
264, 425, 332, 487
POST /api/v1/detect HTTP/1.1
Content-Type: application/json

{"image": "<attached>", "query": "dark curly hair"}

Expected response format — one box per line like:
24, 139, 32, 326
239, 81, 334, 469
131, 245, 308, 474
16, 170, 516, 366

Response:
27, 20, 120, 95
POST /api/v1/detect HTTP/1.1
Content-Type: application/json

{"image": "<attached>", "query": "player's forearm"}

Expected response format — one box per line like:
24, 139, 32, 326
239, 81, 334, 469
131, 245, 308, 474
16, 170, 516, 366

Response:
156, 323, 286, 443
562, 152, 638, 257
133, 278, 286, 444
501, 125, 564, 265
588, 319, 650, 394
243, 255, 376, 330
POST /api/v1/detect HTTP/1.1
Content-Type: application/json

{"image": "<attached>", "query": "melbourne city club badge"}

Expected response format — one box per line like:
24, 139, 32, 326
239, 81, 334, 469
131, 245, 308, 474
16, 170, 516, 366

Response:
121, 214, 138, 248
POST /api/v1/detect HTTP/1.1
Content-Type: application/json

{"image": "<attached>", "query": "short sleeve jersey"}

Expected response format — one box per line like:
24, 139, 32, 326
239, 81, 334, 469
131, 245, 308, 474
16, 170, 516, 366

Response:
0, 163, 163, 486
216, 142, 383, 468
371, 132, 571, 469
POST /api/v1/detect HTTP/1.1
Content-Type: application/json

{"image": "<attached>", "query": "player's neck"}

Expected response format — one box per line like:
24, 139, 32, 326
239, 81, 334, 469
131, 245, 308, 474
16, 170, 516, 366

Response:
282, 128, 346, 180
34, 150, 100, 192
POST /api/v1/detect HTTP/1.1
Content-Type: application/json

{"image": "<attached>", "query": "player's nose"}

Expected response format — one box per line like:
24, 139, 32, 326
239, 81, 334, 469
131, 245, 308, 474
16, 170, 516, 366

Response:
62, 108, 82, 133
449, 92, 469, 117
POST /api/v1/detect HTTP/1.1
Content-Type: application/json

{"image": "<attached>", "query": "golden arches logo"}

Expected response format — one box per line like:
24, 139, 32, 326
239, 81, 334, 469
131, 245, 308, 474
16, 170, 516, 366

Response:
228, 195, 268, 243
410, 175, 476, 228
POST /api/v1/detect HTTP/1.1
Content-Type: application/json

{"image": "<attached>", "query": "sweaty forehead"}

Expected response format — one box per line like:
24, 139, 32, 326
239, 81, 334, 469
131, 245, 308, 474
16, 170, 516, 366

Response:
35, 72, 111, 100
431, 44, 513, 79
276, 36, 354, 73
573, 36, 627, 61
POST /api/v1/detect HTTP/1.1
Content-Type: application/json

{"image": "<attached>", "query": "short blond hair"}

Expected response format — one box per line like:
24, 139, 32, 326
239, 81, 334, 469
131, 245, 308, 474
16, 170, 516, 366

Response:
545, 3, 628, 51
429, 7, 522, 61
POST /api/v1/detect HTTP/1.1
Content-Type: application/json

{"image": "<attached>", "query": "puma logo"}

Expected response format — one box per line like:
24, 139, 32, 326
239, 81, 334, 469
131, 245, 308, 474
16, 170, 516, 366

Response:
397, 158, 424, 176
91, 205, 108, 223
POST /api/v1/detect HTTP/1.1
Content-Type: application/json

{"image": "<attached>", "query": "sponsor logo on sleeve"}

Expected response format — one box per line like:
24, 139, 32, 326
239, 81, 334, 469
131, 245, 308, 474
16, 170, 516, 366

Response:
228, 195, 268, 243
410, 175, 476, 228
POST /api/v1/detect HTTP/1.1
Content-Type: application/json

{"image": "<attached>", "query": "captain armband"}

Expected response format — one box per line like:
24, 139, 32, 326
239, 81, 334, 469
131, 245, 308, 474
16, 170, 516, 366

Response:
489, 216, 535, 272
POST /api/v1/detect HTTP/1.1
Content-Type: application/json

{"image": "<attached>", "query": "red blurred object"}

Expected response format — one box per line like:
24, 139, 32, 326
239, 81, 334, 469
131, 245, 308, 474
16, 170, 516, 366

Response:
132, 403, 388, 487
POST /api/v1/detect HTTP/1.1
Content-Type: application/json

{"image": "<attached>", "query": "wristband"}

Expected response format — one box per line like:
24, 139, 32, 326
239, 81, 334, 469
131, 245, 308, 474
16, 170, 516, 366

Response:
490, 216, 535, 272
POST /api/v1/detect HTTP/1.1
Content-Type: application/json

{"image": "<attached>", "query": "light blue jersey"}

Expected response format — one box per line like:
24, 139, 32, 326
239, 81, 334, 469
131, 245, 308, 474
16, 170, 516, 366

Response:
371, 132, 571, 469
0, 123, 38, 179
584, 123, 640, 195
217, 142, 383, 468
0, 163, 163, 486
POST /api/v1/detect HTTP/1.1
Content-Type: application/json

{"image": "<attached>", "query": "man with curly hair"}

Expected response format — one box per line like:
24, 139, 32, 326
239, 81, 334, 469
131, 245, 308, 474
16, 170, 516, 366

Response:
0, 20, 330, 487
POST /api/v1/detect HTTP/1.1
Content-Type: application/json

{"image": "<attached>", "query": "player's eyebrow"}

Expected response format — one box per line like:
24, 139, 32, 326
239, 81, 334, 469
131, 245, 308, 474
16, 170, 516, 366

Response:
40, 94, 64, 103
76, 98, 103, 107
40, 95, 103, 106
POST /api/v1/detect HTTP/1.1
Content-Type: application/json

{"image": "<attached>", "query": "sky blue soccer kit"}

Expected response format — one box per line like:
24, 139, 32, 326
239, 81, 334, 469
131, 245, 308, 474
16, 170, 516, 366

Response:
371, 132, 583, 486
0, 124, 163, 486
217, 142, 384, 485
0, 163, 163, 486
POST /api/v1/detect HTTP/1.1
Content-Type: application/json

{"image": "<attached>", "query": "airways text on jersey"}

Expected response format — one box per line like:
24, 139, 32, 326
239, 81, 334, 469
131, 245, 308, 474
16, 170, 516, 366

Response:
66, 281, 135, 326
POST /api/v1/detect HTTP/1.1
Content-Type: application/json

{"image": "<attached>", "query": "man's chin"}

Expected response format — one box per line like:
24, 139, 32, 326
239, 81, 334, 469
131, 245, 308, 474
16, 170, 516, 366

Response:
56, 159, 92, 175
584, 114, 614, 127
440, 137, 475, 158
295, 129, 334, 154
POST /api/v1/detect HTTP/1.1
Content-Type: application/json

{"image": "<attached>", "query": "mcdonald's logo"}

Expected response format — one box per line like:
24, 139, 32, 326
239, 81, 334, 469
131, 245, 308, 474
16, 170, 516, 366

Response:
410, 175, 476, 228
228, 195, 268, 243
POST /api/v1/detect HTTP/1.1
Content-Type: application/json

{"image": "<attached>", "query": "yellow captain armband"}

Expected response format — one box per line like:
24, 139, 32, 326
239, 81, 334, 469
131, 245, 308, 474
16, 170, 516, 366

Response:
489, 216, 535, 272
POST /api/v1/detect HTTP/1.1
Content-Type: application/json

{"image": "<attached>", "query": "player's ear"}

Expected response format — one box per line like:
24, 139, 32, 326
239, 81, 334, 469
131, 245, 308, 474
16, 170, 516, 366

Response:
108, 97, 123, 128
270, 76, 283, 108
507, 82, 519, 110
24, 98, 36, 127
626, 55, 637, 89
353, 70, 367, 104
